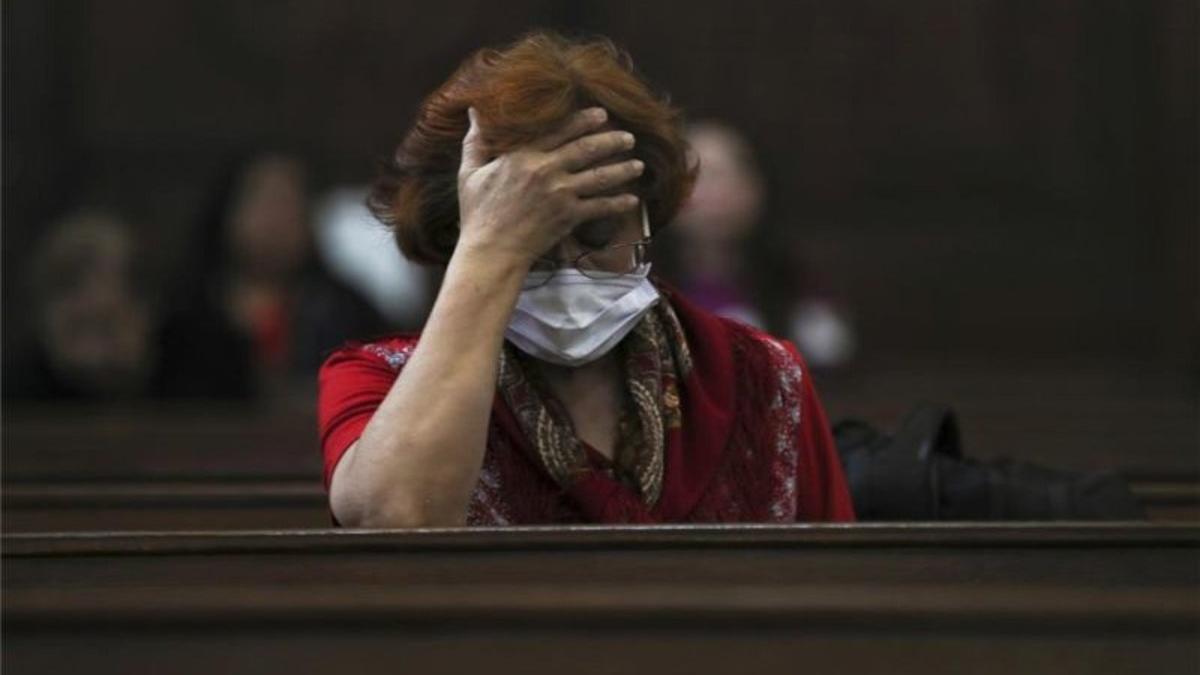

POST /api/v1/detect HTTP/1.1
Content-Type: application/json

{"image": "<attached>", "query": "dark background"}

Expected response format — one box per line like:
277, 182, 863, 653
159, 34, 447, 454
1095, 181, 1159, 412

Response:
3, 0, 1197, 471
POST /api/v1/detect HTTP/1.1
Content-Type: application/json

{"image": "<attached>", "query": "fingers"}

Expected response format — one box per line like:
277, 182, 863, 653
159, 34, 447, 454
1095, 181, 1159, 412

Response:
562, 158, 645, 197
573, 193, 640, 223
459, 107, 486, 175
531, 107, 609, 152
550, 129, 636, 172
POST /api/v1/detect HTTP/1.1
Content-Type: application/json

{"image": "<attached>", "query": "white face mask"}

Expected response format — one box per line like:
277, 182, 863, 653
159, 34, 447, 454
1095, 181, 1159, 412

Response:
505, 264, 660, 366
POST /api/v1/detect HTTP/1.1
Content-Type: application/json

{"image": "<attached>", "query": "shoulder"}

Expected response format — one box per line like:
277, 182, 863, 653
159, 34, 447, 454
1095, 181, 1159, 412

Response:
319, 333, 421, 377
659, 282, 803, 371
659, 285, 808, 396
317, 333, 420, 427
722, 315, 806, 373
715, 315, 808, 402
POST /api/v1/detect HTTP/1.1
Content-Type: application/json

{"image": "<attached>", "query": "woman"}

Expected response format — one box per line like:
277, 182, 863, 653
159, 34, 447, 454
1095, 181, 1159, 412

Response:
6, 210, 156, 400
318, 31, 854, 527
661, 121, 856, 369
160, 152, 385, 400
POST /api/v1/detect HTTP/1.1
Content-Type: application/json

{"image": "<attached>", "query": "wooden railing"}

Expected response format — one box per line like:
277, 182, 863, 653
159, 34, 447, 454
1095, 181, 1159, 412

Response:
4, 524, 1198, 674
4, 474, 1198, 532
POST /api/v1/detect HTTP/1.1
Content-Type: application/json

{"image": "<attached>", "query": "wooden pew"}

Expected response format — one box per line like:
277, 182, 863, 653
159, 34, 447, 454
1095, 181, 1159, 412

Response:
3, 473, 1196, 532
2, 405, 333, 530
3, 403, 1196, 531
1, 405, 322, 480
4, 524, 1198, 674
2, 479, 331, 530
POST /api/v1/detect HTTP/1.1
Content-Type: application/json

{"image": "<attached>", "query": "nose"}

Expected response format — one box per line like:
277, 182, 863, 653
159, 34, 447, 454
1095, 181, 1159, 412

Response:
543, 237, 586, 267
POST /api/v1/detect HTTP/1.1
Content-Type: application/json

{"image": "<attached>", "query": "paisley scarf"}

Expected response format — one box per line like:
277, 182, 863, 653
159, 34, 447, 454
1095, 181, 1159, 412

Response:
497, 301, 693, 505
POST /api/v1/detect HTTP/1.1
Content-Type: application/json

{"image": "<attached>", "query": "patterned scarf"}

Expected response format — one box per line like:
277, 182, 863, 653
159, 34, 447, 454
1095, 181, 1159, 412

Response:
497, 300, 693, 506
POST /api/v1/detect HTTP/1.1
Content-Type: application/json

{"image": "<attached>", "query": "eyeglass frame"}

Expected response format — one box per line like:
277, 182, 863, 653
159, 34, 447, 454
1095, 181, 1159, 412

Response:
523, 204, 653, 288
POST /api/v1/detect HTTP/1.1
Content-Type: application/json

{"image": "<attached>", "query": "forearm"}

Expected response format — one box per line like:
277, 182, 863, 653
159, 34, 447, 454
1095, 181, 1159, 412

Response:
331, 245, 526, 527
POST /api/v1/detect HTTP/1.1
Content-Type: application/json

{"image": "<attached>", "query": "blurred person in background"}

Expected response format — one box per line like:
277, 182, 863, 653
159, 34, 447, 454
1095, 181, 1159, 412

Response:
158, 152, 385, 401
6, 210, 157, 400
660, 121, 855, 370
318, 31, 855, 528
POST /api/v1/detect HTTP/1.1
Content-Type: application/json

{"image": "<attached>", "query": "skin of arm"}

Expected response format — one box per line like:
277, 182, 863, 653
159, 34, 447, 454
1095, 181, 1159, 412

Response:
329, 106, 643, 527
329, 247, 525, 527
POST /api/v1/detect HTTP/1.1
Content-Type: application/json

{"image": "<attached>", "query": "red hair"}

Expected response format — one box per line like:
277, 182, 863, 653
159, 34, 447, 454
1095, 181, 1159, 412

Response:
368, 30, 696, 265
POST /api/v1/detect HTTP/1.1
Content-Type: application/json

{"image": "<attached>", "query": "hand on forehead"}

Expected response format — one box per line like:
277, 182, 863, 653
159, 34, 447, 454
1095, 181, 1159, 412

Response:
535, 110, 645, 255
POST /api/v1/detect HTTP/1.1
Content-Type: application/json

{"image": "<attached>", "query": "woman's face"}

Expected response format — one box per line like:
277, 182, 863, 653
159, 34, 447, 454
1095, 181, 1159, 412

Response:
538, 206, 646, 275
36, 220, 154, 395
676, 125, 763, 242
228, 156, 310, 276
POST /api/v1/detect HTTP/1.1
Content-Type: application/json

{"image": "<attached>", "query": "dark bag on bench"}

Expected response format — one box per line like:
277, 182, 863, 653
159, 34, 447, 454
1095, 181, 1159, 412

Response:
833, 403, 1144, 520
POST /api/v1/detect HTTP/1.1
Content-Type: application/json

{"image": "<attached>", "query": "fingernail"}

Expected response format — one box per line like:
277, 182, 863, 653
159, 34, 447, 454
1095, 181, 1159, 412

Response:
590, 107, 607, 122
632, 160, 645, 173
622, 132, 636, 147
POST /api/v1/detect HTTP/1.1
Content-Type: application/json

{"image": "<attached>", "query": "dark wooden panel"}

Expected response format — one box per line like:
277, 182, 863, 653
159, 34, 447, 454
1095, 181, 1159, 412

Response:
1, 479, 331, 531
6, 525, 1198, 618
7, 630, 1197, 675
2, 474, 1194, 533
4, 525, 1198, 675
2, 405, 321, 480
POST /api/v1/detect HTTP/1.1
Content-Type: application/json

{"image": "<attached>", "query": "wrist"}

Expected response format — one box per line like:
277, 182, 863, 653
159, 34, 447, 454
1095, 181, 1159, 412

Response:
448, 241, 530, 286
455, 230, 534, 268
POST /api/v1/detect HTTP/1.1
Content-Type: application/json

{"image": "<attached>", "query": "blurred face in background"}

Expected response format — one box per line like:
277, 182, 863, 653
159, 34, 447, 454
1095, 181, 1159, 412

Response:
227, 155, 311, 278
33, 215, 155, 396
675, 123, 764, 243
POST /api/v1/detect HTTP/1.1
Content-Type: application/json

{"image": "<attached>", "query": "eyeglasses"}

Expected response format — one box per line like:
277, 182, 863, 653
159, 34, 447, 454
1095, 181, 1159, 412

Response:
522, 206, 653, 290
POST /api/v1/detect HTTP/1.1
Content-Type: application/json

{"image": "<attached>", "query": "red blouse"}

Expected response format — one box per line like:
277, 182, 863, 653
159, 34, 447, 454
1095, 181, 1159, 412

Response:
318, 289, 855, 525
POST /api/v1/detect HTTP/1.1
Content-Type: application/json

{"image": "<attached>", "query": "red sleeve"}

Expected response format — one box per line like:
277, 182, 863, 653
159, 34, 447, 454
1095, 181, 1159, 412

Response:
316, 340, 412, 492
788, 345, 857, 522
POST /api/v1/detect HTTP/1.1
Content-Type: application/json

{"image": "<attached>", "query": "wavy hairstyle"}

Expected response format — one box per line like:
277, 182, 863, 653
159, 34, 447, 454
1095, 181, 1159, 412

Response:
368, 30, 696, 265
